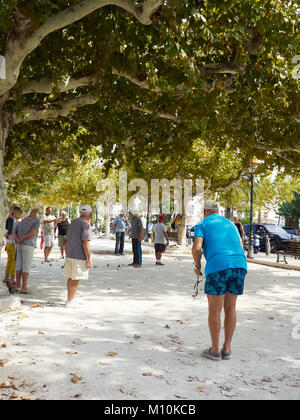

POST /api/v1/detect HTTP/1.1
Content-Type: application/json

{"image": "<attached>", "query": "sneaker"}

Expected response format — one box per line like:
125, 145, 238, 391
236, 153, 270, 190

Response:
115, 253, 121, 256
156, 261, 164, 266
65, 300, 74, 308
133, 264, 142, 268
59, 256, 65, 260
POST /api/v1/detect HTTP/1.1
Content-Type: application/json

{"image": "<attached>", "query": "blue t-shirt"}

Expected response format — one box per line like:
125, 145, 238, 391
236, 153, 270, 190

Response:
114, 215, 126, 233
194, 213, 247, 276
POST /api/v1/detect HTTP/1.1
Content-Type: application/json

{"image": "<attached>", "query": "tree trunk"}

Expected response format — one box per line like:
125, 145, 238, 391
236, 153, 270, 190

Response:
0, 116, 10, 251
177, 213, 186, 246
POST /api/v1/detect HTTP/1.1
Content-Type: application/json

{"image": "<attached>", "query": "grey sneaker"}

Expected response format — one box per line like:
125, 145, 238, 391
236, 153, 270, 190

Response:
202, 348, 221, 361
156, 261, 164, 266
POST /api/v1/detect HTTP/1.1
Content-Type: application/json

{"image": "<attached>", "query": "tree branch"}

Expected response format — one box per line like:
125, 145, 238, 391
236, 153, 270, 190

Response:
131, 104, 182, 123
12, 94, 99, 125
21, 72, 100, 95
0, 0, 163, 96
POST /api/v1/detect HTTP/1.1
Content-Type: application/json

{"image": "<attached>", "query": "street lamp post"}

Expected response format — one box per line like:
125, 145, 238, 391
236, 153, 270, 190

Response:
243, 157, 259, 259
248, 173, 255, 259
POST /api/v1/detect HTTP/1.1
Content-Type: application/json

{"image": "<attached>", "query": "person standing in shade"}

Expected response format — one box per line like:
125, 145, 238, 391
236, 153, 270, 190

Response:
55, 211, 70, 259
128, 210, 144, 267
64, 205, 93, 307
114, 210, 128, 256
14, 208, 40, 294
233, 216, 245, 248
192, 200, 247, 361
41, 207, 60, 262
153, 215, 169, 266
3, 207, 23, 294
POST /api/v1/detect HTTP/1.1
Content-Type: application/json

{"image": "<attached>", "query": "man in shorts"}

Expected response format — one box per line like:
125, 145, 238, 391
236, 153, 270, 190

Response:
55, 211, 70, 259
41, 207, 60, 262
64, 205, 93, 307
192, 200, 247, 361
153, 215, 169, 265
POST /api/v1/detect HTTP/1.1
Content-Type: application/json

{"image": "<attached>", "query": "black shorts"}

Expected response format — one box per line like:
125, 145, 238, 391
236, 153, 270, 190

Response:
155, 243, 166, 254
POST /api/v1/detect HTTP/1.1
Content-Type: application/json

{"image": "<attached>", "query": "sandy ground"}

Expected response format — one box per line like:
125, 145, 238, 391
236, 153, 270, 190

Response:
0, 237, 300, 400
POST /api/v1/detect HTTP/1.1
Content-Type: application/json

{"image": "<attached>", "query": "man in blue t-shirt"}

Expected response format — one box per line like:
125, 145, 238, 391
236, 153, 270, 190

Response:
192, 200, 247, 362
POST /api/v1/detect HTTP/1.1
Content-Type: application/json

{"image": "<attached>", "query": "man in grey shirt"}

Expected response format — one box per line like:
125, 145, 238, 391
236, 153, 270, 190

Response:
153, 215, 169, 266
64, 205, 93, 307
128, 209, 144, 267
114, 210, 128, 256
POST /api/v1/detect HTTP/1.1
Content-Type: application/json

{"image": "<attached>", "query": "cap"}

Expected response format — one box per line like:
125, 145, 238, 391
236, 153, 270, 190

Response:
158, 215, 164, 222
80, 205, 93, 214
128, 209, 135, 215
204, 200, 219, 211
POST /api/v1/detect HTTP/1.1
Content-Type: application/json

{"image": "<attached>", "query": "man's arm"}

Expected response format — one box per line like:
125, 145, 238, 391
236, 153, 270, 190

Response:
192, 236, 204, 275
163, 231, 169, 246
139, 225, 144, 242
16, 228, 38, 243
82, 240, 92, 269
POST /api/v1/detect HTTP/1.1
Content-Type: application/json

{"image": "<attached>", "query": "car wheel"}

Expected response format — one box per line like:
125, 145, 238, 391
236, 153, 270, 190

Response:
270, 241, 277, 253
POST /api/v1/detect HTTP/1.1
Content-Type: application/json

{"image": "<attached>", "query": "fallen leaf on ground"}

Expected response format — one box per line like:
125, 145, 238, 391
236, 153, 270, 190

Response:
133, 335, 141, 339
66, 351, 78, 356
142, 372, 153, 376
0, 381, 10, 388
107, 352, 118, 357
31, 304, 42, 308
1, 343, 7, 348
262, 377, 272, 383
268, 317, 274, 320
0, 359, 9, 367
18, 314, 29, 319
72, 339, 86, 345
38, 331, 45, 335
197, 386, 205, 392
71, 374, 83, 384
73, 394, 81, 398
176, 320, 183, 324
20, 395, 31, 400
9, 392, 19, 399
164, 324, 170, 329
99, 362, 111, 366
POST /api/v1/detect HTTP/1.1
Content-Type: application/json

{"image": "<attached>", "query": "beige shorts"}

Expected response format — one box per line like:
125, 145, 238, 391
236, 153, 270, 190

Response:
64, 257, 89, 280
58, 235, 67, 248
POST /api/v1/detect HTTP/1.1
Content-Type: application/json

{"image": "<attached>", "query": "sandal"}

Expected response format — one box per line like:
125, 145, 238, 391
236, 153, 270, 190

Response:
202, 348, 221, 361
221, 348, 232, 360
20, 289, 31, 294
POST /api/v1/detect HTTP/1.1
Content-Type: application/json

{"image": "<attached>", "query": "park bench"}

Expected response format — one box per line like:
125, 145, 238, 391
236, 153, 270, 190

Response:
276, 240, 300, 264
167, 231, 178, 242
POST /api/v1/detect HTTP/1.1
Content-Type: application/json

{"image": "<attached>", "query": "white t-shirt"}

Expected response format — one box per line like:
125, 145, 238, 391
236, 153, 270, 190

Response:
153, 223, 167, 244
41, 215, 56, 235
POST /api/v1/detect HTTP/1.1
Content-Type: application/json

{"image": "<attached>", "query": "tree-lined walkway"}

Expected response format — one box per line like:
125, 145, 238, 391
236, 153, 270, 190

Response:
0, 243, 300, 400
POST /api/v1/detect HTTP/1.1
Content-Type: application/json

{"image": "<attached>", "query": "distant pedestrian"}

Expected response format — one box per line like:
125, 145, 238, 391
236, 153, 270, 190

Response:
55, 211, 70, 259
41, 207, 60, 262
153, 215, 169, 266
233, 216, 245, 244
64, 205, 93, 307
114, 210, 128, 256
128, 210, 144, 267
14, 208, 40, 294
192, 200, 247, 361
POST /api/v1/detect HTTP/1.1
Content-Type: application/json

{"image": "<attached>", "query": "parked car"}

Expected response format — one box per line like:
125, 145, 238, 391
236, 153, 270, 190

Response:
281, 226, 300, 238
243, 223, 292, 252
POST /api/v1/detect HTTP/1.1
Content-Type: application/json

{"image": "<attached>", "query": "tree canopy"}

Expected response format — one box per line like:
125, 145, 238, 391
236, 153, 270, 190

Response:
0, 0, 299, 235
